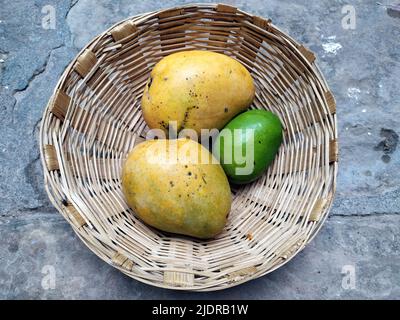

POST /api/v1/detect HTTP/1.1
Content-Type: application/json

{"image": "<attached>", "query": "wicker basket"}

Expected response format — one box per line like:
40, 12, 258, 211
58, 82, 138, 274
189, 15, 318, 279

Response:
40, 3, 337, 291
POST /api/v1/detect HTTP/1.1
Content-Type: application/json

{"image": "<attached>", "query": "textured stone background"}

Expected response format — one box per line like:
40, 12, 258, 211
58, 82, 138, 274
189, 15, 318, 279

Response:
0, 0, 399, 299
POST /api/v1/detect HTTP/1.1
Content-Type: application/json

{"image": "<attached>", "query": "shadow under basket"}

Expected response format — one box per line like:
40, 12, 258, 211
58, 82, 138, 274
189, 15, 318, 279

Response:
40, 3, 338, 291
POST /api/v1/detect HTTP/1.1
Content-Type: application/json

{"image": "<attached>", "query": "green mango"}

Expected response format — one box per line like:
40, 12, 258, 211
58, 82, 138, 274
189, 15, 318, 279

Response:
213, 109, 283, 184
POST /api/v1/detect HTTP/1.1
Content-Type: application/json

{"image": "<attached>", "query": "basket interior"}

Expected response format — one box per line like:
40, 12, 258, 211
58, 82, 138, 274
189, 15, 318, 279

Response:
41, 4, 337, 291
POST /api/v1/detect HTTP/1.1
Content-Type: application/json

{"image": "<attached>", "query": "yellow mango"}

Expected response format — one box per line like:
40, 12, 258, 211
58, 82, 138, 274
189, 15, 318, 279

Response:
121, 138, 232, 239
141, 50, 255, 136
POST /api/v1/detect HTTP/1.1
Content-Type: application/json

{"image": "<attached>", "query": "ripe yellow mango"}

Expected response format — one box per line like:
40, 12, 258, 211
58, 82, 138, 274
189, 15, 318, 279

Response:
121, 138, 232, 239
141, 50, 255, 135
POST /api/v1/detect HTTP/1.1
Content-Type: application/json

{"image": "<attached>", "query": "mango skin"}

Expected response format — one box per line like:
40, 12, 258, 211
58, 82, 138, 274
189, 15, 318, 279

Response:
121, 138, 232, 239
213, 110, 283, 184
141, 50, 255, 135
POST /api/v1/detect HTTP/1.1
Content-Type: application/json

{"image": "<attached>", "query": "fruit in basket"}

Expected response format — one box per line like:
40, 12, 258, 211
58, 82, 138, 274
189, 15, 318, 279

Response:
121, 138, 232, 239
141, 50, 255, 136
213, 109, 283, 184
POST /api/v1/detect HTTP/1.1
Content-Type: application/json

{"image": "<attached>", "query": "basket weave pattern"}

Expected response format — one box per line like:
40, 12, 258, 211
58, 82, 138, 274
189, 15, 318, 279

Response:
40, 4, 337, 291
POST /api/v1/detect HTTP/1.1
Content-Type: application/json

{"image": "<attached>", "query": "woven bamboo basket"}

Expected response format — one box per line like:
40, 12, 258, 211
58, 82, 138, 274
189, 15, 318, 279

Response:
40, 3, 337, 291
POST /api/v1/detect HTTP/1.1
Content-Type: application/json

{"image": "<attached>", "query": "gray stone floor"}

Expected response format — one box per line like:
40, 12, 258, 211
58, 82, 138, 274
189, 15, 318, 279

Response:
0, 0, 399, 299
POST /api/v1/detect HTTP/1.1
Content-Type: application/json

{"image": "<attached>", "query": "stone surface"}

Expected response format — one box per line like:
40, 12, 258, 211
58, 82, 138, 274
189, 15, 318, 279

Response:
0, 0, 399, 299
1, 213, 399, 299
0, 0, 78, 215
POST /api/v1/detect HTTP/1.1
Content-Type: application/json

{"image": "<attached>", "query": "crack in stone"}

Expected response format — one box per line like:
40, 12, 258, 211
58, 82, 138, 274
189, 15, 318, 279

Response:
0, 209, 65, 226
331, 212, 400, 218
10, 44, 65, 123
0, 206, 56, 221
32, 117, 42, 136
21, 150, 53, 214
2, 206, 55, 216
13, 60, 48, 94
19, 205, 55, 213
24, 152, 41, 190
65, 0, 81, 19
12, 44, 64, 96
0, 144, 59, 220
65, 0, 83, 50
